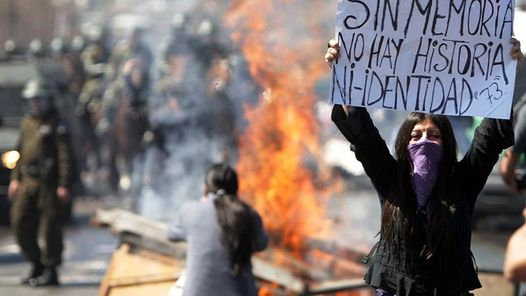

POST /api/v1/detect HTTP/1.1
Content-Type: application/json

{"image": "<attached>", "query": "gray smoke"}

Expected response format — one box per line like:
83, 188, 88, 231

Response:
125, 0, 259, 221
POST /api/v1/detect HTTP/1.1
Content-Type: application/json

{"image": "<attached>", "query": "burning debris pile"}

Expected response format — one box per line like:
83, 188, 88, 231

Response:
224, 3, 368, 291
226, 0, 336, 255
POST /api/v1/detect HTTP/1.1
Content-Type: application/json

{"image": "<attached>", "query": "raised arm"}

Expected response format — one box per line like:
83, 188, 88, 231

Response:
458, 117, 514, 209
459, 37, 521, 207
326, 37, 396, 197
331, 105, 396, 198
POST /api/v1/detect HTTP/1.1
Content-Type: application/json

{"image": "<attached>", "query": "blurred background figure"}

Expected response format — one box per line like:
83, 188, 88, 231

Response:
27, 39, 47, 65
47, 37, 85, 200
70, 35, 86, 59
106, 26, 152, 83
2, 39, 20, 59
99, 58, 150, 196
76, 24, 111, 190
158, 13, 192, 79
204, 56, 237, 163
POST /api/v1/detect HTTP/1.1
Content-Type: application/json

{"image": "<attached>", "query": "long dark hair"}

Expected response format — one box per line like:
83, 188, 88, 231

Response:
380, 112, 457, 260
206, 164, 255, 274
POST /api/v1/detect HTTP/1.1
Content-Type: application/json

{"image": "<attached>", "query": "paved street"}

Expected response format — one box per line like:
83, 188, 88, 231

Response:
0, 188, 524, 295
0, 197, 118, 296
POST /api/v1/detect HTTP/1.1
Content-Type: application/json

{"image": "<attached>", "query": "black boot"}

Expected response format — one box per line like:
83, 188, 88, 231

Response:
30, 267, 59, 287
20, 262, 44, 285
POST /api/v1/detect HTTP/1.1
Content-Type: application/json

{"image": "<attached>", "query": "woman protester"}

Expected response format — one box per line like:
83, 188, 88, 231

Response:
325, 37, 523, 296
167, 164, 268, 296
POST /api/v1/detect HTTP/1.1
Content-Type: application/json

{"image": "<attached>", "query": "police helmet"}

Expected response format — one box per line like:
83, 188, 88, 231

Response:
197, 20, 215, 37
50, 38, 69, 57
4, 40, 17, 55
22, 78, 53, 99
28, 39, 46, 57
85, 25, 107, 43
71, 35, 86, 52
171, 14, 188, 33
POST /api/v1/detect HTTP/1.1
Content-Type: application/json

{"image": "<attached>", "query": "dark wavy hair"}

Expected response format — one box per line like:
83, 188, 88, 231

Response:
380, 112, 457, 260
206, 164, 255, 274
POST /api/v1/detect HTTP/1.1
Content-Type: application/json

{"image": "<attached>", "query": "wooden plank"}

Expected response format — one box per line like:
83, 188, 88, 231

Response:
94, 209, 169, 240
107, 282, 175, 296
94, 209, 310, 293
98, 243, 184, 296
94, 209, 187, 258
107, 274, 179, 289
119, 232, 187, 259
252, 257, 306, 294
95, 209, 368, 294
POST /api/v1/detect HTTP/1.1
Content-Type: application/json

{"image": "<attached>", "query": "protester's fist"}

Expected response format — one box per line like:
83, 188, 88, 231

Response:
511, 37, 523, 65
325, 39, 340, 67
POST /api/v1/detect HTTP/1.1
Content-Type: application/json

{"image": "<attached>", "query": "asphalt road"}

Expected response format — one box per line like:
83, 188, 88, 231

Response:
0, 190, 523, 295
0, 197, 118, 296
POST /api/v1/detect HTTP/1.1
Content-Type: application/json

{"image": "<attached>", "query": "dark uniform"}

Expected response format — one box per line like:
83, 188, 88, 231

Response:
107, 27, 153, 82
79, 27, 110, 114
99, 59, 150, 193
9, 78, 71, 287
76, 30, 110, 172
158, 13, 191, 78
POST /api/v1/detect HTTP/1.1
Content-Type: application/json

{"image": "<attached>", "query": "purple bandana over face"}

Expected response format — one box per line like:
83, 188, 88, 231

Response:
407, 139, 443, 210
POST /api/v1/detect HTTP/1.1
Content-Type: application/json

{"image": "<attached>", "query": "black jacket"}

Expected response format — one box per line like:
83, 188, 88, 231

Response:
331, 105, 513, 296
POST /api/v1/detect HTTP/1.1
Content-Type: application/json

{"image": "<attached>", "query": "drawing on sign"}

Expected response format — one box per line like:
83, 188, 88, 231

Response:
330, 0, 517, 119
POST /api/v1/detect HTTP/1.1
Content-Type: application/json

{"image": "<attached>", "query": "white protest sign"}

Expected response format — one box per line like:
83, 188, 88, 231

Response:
330, 0, 517, 119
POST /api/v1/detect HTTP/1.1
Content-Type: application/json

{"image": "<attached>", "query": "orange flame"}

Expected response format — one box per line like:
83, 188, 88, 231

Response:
225, 1, 338, 256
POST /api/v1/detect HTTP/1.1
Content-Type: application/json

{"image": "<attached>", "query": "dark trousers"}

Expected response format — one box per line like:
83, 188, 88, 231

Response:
10, 181, 63, 267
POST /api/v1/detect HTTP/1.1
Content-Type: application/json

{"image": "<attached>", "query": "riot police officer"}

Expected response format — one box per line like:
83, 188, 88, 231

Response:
158, 13, 191, 78
3, 40, 19, 58
8, 78, 72, 287
27, 39, 46, 61
50, 38, 69, 61
76, 25, 111, 174
81, 25, 111, 81
107, 26, 153, 82
99, 59, 151, 194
